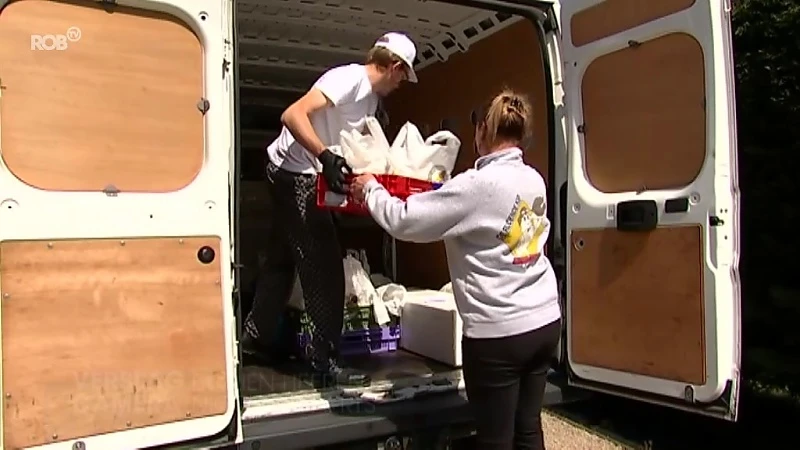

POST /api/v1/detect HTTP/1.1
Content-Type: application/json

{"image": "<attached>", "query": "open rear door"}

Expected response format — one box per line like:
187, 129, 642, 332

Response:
0, 0, 240, 448
560, 0, 741, 420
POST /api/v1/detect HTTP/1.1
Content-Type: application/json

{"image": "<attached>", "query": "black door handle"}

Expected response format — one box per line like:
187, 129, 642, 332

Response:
664, 197, 690, 213
616, 200, 658, 232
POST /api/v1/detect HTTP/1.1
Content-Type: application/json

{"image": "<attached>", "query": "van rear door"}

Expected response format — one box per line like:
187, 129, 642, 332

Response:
0, 0, 240, 448
559, 0, 741, 420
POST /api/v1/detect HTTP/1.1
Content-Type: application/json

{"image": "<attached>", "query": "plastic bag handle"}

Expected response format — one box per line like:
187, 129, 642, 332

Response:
366, 116, 391, 150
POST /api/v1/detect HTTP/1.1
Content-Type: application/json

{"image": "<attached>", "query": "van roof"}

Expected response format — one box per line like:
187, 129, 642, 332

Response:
237, 0, 544, 96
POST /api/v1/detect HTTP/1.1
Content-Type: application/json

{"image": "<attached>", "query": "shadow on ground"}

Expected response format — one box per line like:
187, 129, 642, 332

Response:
547, 384, 800, 449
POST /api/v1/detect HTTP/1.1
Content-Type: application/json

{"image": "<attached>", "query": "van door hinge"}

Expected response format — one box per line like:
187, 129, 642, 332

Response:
99, 0, 116, 11
577, 124, 586, 134
709, 215, 724, 226
723, 0, 732, 13
627, 40, 641, 49
542, 14, 558, 33
222, 58, 230, 79
102, 184, 120, 197
197, 98, 210, 115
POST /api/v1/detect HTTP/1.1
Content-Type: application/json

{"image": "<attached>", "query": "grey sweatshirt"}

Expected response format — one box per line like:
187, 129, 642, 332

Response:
363, 147, 561, 339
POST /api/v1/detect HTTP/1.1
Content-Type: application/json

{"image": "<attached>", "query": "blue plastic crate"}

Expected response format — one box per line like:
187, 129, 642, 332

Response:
297, 325, 401, 356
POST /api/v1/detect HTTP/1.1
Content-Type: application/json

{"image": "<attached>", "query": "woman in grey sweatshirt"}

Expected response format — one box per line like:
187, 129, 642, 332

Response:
351, 89, 561, 450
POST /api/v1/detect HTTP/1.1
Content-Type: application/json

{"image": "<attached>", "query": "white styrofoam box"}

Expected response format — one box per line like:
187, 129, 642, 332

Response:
400, 290, 463, 367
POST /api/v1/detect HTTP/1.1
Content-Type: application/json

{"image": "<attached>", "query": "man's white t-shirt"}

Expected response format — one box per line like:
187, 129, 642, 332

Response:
267, 64, 379, 175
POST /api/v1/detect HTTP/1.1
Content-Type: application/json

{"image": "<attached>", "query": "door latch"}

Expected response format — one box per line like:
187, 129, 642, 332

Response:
616, 200, 657, 232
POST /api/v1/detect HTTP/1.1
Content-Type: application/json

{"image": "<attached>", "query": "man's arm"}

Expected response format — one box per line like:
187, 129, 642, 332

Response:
280, 88, 331, 158
280, 65, 360, 158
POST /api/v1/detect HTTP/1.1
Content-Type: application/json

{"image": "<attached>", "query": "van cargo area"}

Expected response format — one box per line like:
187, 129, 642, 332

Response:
235, 0, 553, 408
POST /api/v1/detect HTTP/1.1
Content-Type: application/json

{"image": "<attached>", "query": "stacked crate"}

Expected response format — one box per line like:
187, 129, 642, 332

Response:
286, 305, 400, 357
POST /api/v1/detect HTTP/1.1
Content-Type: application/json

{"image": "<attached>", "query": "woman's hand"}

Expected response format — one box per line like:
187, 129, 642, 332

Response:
351, 174, 377, 203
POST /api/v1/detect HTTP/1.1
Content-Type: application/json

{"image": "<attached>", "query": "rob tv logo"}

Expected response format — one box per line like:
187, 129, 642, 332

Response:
31, 26, 82, 51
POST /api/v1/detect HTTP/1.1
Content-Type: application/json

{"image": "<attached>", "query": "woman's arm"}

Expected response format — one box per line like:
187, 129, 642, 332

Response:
358, 173, 480, 243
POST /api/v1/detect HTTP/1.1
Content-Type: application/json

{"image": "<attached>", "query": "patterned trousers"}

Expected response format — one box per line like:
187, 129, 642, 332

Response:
245, 161, 345, 370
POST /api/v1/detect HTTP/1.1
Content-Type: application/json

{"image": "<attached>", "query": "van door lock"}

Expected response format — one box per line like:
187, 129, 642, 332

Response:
615, 200, 658, 232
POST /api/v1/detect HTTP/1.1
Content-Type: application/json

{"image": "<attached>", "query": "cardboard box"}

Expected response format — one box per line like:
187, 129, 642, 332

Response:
400, 290, 463, 367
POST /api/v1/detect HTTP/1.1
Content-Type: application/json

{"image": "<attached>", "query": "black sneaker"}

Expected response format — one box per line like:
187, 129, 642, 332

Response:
310, 362, 371, 388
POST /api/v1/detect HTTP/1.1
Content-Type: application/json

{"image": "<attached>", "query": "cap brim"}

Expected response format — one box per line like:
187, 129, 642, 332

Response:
373, 40, 418, 83
407, 66, 418, 83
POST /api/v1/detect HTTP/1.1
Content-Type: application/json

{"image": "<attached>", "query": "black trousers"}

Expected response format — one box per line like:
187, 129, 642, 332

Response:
462, 319, 562, 450
244, 161, 345, 370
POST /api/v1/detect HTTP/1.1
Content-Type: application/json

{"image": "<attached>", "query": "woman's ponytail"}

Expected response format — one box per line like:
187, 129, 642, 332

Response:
478, 89, 532, 150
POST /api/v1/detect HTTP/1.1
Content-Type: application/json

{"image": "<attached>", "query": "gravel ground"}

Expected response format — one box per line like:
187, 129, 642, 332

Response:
548, 384, 800, 449
542, 411, 628, 449
452, 412, 630, 449
452, 384, 800, 449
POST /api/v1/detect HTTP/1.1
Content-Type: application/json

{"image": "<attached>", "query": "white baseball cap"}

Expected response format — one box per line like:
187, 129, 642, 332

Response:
372, 32, 418, 83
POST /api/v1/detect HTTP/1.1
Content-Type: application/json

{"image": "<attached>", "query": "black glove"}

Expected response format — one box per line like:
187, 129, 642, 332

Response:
318, 149, 352, 195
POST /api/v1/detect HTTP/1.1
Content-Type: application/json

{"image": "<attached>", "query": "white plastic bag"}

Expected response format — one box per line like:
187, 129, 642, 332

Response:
343, 254, 393, 325
371, 289, 392, 325
376, 283, 407, 318
288, 254, 395, 322
388, 122, 461, 181
339, 117, 391, 174
424, 131, 462, 182
358, 249, 371, 274
387, 121, 425, 177
344, 255, 377, 308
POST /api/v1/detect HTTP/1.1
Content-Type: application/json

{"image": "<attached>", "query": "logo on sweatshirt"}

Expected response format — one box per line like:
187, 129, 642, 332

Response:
496, 195, 548, 265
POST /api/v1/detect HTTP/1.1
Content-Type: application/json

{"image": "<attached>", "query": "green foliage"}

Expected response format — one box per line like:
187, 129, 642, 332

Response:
733, 0, 800, 395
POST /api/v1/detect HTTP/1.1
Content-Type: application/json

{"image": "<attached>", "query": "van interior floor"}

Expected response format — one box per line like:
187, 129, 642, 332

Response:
241, 350, 454, 397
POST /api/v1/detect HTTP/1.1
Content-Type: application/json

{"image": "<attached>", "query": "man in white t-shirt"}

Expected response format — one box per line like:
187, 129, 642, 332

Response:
243, 32, 418, 387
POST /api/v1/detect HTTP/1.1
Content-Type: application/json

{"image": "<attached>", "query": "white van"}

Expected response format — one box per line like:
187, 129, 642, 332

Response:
0, 0, 739, 448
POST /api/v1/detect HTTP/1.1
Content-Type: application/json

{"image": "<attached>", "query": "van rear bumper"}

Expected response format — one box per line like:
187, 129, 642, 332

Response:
239, 378, 577, 449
